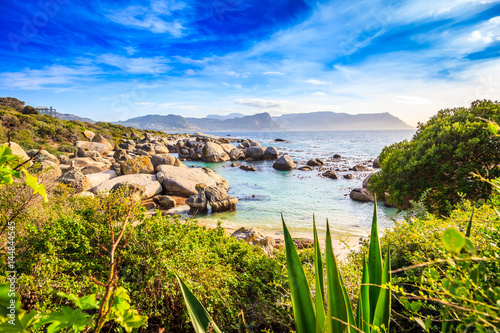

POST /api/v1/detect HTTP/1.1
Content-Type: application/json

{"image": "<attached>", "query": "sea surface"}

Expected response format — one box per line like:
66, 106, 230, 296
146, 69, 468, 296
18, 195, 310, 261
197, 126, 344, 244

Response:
180, 130, 416, 236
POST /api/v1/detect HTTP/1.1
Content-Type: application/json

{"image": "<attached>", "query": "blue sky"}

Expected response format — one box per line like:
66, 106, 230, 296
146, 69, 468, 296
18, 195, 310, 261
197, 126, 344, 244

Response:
1, 0, 499, 126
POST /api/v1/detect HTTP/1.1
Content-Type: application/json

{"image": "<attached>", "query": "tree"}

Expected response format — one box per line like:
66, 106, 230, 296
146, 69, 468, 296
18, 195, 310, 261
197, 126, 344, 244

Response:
370, 100, 500, 215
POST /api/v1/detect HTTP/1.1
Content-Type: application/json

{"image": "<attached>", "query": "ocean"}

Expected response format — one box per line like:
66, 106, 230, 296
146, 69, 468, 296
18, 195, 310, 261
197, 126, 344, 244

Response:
180, 130, 416, 236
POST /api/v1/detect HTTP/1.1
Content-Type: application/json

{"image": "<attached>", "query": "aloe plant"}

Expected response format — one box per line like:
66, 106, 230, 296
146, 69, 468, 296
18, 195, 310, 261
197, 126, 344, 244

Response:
178, 201, 391, 333
282, 200, 391, 333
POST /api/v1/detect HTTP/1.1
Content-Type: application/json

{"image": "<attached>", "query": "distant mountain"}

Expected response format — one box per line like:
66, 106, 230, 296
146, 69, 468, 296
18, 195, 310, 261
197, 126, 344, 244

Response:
273, 111, 413, 130
57, 113, 96, 124
206, 113, 246, 120
187, 112, 283, 131
116, 114, 198, 131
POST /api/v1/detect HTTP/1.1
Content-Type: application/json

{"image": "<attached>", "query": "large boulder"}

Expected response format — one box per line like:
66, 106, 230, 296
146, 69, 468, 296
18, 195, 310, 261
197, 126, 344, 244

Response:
351, 164, 371, 172
83, 130, 95, 140
151, 154, 186, 169
349, 188, 375, 202
110, 182, 146, 202
154, 195, 176, 210
307, 159, 324, 167
120, 156, 154, 175
37, 161, 62, 179
272, 154, 295, 171
58, 169, 91, 193
69, 157, 106, 170
205, 185, 238, 212
157, 165, 228, 197
90, 174, 162, 198
75, 141, 112, 156
92, 134, 113, 150
154, 145, 169, 154
373, 158, 381, 169
77, 148, 101, 158
362, 172, 379, 189
262, 146, 279, 160
186, 183, 208, 214
85, 170, 118, 188
229, 148, 245, 161
201, 142, 230, 163
219, 143, 237, 155
231, 227, 275, 255
244, 146, 265, 160
322, 170, 338, 179
27, 149, 59, 165
1, 142, 32, 166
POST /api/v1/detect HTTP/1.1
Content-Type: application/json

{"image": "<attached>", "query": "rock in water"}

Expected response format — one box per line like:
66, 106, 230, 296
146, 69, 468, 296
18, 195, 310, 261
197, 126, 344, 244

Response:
240, 165, 256, 172
272, 154, 295, 171
350, 188, 375, 202
186, 183, 208, 214
229, 148, 245, 161
205, 185, 238, 212
244, 146, 266, 160
231, 227, 275, 255
201, 142, 230, 163
322, 170, 338, 179
373, 157, 381, 169
58, 169, 91, 193
262, 146, 279, 160
351, 164, 371, 171
120, 156, 154, 175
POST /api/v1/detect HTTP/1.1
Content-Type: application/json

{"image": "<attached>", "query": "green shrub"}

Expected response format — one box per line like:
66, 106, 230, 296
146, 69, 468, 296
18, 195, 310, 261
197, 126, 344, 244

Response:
370, 99, 500, 215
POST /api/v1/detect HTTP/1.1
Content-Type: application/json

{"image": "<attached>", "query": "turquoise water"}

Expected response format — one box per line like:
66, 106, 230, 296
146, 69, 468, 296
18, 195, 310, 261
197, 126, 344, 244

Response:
183, 130, 416, 236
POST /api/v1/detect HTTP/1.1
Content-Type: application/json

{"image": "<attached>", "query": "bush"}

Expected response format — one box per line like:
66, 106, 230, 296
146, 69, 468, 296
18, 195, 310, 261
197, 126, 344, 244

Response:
21, 105, 39, 115
370, 100, 500, 215
0, 188, 294, 332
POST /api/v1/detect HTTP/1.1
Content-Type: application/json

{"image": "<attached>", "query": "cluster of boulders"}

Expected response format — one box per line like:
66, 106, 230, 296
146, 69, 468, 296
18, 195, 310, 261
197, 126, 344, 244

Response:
3, 131, 238, 215
175, 133, 281, 163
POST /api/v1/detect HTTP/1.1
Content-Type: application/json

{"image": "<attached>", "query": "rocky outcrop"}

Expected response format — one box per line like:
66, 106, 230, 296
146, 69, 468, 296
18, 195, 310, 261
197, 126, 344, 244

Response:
186, 183, 208, 214
362, 172, 379, 189
231, 227, 275, 255
322, 170, 338, 179
1, 142, 32, 166
120, 156, 154, 175
85, 170, 118, 188
262, 146, 279, 160
205, 185, 238, 212
37, 161, 62, 179
351, 164, 371, 172
240, 165, 256, 172
373, 158, 381, 169
273, 154, 295, 171
75, 141, 113, 156
27, 149, 59, 165
91, 174, 162, 198
58, 169, 91, 193
151, 154, 186, 169
349, 188, 375, 202
201, 142, 230, 163
244, 146, 265, 160
229, 148, 245, 161
157, 165, 228, 197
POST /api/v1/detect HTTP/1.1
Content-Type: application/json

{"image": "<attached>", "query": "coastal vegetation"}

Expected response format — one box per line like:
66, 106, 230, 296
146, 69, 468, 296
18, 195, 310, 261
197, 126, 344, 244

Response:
0, 98, 499, 332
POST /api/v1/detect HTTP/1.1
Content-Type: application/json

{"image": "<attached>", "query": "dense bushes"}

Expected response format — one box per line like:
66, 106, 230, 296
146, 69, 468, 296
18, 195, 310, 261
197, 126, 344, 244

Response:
0, 185, 295, 332
370, 100, 500, 215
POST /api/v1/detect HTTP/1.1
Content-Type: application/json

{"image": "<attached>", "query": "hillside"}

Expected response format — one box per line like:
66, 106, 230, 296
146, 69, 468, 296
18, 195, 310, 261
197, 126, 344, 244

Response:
116, 114, 197, 131
273, 111, 413, 130
187, 112, 283, 131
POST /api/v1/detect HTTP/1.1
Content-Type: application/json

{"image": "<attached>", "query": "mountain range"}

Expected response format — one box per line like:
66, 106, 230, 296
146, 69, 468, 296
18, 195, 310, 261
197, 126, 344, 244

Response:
114, 111, 413, 131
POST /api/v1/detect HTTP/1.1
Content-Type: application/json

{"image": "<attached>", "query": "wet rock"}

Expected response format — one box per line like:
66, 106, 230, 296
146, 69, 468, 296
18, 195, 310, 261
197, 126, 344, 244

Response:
273, 154, 295, 171
274, 138, 286, 142
333, 154, 342, 159
343, 174, 355, 180
231, 227, 275, 255
298, 166, 313, 171
262, 146, 279, 160
349, 188, 375, 202
120, 156, 154, 175
240, 165, 256, 172
322, 170, 338, 179
351, 164, 371, 172
306, 159, 322, 167
244, 146, 266, 160
186, 183, 208, 214
229, 148, 245, 161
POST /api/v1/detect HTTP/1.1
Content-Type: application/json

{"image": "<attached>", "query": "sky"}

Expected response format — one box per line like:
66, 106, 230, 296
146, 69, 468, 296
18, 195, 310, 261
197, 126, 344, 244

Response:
1, 0, 499, 126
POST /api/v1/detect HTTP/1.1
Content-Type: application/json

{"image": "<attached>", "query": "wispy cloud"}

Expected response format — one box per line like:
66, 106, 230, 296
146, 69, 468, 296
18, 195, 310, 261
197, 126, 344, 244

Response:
96, 54, 170, 74
263, 71, 285, 75
304, 79, 331, 85
234, 98, 285, 109
311, 91, 327, 96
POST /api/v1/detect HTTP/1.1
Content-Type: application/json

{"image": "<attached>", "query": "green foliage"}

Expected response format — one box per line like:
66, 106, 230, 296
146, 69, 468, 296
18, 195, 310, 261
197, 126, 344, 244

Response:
370, 100, 500, 215
0, 189, 293, 332
0, 97, 25, 111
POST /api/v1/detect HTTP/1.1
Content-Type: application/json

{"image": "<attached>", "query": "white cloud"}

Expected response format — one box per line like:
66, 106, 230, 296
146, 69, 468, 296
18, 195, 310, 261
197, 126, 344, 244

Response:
124, 46, 138, 55
0, 65, 100, 90
97, 54, 170, 74
223, 82, 242, 89
304, 79, 332, 85
393, 96, 433, 105
234, 98, 285, 109
106, 0, 186, 36
184, 69, 196, 76
468, 16, 500, 43
311, 91, 327, 96
263, 71, 285, 75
